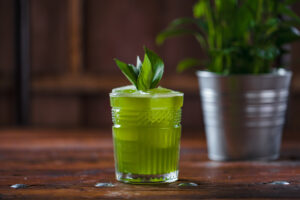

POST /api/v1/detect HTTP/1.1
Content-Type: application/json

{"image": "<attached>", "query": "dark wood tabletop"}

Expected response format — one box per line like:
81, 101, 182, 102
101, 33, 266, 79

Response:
0, 129, 299, 199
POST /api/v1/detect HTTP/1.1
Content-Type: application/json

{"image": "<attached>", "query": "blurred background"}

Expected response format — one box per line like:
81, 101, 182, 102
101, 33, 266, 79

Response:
0, 0, 299, 135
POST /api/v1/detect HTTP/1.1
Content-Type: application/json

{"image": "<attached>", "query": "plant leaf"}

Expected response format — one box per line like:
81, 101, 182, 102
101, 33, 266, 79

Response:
137, 54, 153, 91
167, 17, 208, 32
136, 56, 142, 71
114, 59, 138, 88
194, 34, 208, 49
282, 19, 300, 27
278, 4, 300, 23
168, 17, 197, 28
177, 58, 202, 72
284, 0, 300, 5
193, 0, 208, 18
253, 46, 280, 60
156, 28, 197, 45
144, 47, 164, 88
271, 26, 300, 46
128, 64, 139, 76
115, 48, 164, 91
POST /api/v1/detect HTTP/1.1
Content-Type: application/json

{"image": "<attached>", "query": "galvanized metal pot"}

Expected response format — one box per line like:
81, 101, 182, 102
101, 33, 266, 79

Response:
196, 69, 292, 161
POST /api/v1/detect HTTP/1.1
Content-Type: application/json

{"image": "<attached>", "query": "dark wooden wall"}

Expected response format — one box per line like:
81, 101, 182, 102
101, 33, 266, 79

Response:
0, 0, 299, 133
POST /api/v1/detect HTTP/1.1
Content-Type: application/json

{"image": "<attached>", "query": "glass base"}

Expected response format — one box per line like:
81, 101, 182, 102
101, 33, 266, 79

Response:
208, 153, 279, 161
116, 170, 178, 184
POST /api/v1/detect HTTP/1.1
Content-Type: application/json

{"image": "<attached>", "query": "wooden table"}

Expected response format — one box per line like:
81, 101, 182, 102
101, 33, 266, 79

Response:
0, 129, 299, 199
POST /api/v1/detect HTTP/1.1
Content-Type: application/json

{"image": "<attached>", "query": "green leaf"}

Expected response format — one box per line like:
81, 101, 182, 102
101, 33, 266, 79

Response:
283, 0, 299, 5
177, 58, 202, 72
271, 26, 300, 46
114, 59, 138, 88
193, 0, 209, 18
128, 64, 139, 76
168, 17, 197, 28
195, 18, 209, 32
168, 17, 208, 32
137, 54, 153, 91
284, 0, 300, 5
253, 46, 280, 60
156, 28, 197, 45
278, 4, 300, 24
136, 56, 142, 71
144, 47, 164, 88
115, 47, 164, 91
282, 19, 300, 27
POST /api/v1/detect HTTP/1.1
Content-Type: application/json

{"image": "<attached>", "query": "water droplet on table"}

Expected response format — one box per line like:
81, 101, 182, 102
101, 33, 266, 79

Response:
178, 182, 198, 187
10, 184, 28, 189
269, 181, 290, 185
95, 182, 115, 188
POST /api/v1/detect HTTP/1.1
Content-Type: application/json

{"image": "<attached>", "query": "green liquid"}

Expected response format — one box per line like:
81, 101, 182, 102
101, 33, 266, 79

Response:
113, 126, 181, 175
110, 86, 183, 178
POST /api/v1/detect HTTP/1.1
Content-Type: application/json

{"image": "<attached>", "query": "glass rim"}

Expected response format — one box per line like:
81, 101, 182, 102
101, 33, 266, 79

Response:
110, 85, 184, 98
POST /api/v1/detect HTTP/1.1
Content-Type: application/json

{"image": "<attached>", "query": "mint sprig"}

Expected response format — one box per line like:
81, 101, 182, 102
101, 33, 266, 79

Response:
114, 47, 164, 91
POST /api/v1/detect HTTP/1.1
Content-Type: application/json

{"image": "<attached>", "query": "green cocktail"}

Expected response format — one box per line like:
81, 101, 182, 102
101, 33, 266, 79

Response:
110, 85, 183, 183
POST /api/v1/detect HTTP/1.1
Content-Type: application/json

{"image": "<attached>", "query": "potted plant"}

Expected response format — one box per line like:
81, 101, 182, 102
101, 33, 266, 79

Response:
157, 0, 300, 160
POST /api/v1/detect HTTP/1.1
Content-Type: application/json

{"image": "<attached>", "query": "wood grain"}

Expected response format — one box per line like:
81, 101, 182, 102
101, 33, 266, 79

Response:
32, 74, 199, 94
0, 0, 15, 126
31, 0, 69, 75
68, 0, 84, 75
0, 129, 299, 199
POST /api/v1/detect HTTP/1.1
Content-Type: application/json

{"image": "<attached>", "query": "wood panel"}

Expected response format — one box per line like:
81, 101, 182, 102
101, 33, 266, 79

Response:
68, 0, 84, 75
31, 95, 80, 127
82, 95, 111, 128
286, 93, 300, 132
85, 0, 200, 75
0, 0, 15, 126
291, 1, 300, 71
0, 95, 15, 126
0, 0, 14, 75
31, 0, 69, 76
85, 0, 163, 74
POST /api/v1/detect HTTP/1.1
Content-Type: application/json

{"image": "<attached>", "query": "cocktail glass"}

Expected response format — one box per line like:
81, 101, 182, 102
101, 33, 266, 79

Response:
110, 86, 184, 184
